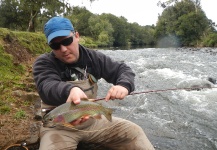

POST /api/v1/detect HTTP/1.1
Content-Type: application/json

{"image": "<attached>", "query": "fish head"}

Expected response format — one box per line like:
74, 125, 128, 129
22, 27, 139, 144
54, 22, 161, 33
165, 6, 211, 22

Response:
42, 113, 55, 127
53, 115, 65, 123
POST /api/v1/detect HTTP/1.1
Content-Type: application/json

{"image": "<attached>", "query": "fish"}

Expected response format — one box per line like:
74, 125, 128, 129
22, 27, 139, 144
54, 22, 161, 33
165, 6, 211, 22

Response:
42, 100, 113, 127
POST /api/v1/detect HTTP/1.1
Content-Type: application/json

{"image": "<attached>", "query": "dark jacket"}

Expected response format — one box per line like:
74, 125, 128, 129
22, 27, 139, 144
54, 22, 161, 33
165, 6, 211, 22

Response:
33, 45, 135, 106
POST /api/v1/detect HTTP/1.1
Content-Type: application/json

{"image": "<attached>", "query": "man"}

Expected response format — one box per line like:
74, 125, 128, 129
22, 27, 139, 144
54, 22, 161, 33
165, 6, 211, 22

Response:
33, 16, 155, 150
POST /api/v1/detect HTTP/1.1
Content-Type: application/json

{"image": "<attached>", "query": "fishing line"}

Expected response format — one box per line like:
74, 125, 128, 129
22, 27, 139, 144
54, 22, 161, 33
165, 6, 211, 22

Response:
91, 86, 217, 102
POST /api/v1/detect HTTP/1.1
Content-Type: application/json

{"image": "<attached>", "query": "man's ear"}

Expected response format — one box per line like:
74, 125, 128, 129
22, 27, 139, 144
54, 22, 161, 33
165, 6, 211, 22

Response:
75, 31, 79, 38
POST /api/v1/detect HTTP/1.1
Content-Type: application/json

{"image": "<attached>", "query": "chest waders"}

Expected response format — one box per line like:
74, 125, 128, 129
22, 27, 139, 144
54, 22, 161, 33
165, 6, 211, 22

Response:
41, 68, 98, 117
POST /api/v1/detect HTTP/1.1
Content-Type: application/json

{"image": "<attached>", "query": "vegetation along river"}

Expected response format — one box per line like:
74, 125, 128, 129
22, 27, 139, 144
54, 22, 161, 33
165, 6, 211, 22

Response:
96, 47, 217, 150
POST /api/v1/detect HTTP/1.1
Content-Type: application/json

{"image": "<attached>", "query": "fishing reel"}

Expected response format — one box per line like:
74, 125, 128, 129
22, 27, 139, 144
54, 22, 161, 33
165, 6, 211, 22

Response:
3, 142, 28, 150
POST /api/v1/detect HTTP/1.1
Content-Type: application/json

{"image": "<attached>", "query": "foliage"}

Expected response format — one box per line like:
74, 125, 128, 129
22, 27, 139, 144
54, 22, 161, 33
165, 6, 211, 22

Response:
155, 0, 211, 47
0, 0, 216, 47
67, 7, 155, 47
158, 0, 201, 9
0, 0, 29, 30
175, 11, 208, 46
88, 14, 114, 47
0, 0, 73, 31
68, 6, 93, 36
128, 23, 156, 46
201, 32, 217, 47
101, 14, 130, 46
79, 36, 98, 48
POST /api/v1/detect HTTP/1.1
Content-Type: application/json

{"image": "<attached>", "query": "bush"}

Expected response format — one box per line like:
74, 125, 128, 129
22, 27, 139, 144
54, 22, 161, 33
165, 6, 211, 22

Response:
202, 32, 217, 47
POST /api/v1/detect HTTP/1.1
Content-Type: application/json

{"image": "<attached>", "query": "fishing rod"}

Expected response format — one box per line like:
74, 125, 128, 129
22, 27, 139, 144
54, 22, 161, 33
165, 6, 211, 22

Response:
90, 86, 217, 102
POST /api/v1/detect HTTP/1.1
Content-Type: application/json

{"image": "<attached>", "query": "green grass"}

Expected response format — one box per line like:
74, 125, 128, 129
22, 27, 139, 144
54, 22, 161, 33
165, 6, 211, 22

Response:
0, 105, 11, 114
13, 31, 51, 54
14, 109, 26, 119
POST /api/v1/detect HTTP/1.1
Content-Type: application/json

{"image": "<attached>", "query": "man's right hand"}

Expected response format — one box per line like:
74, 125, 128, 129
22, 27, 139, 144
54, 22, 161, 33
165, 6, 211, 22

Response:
66, 87, 87, 104
69, 115, 90, 126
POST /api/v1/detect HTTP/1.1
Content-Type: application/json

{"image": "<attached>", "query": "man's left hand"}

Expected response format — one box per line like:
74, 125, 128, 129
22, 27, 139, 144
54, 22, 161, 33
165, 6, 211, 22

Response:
105, 85, 128, 101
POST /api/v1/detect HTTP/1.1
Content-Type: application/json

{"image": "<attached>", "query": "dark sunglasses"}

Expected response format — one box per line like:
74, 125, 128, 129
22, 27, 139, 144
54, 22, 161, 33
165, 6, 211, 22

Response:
49, 36, 73, 50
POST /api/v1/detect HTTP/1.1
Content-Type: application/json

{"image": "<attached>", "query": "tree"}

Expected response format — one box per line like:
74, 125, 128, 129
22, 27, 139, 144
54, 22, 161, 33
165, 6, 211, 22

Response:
157, 0, 200, 9
88, 14, 114, 46
20, 0, 72, 32
128, 23, 156, 46
68, 6, 93, 36
0, 0, 98, 32
101, 14, 130, 46
0, 0, 72, 31
155, 0, 210, 46
0, 0, 29, 30
175, 11, 208, 45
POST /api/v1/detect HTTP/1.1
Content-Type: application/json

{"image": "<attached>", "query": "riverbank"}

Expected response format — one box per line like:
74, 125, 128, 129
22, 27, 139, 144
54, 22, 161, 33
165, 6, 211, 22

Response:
0, 28, 111, 149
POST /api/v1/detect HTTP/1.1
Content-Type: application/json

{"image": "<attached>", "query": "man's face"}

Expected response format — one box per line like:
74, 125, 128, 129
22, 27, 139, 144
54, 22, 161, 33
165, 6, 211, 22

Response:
50, 32, 80, 64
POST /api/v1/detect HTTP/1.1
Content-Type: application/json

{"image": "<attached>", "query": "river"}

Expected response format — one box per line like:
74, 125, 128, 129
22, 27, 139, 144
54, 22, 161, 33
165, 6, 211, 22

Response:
96, 48, 217, 150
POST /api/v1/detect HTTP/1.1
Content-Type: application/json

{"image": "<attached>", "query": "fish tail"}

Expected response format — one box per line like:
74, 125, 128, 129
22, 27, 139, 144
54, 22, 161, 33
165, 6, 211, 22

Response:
103, 108, 113, 122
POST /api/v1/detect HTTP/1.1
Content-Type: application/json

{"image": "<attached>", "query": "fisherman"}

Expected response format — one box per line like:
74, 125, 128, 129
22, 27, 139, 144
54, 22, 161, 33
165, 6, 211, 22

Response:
33, 16, 155, 150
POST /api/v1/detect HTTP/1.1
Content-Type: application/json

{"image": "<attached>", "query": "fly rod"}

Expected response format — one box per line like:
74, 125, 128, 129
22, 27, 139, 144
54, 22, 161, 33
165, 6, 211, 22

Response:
90, 86, 217, 102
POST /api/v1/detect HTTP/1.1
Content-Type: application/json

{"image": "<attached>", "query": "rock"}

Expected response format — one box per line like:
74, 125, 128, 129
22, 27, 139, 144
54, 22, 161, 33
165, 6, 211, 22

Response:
207, 77, 216, 84
177, 78, 215, 91
34, 99, 42, 121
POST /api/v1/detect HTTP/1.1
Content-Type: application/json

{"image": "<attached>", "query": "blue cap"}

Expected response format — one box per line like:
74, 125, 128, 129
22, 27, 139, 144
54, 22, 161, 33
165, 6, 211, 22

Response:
44, 17, 74, 43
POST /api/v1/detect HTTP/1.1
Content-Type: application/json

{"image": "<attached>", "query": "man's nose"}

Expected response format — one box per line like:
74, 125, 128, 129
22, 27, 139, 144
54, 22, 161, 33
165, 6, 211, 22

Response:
59, 45, 67, 52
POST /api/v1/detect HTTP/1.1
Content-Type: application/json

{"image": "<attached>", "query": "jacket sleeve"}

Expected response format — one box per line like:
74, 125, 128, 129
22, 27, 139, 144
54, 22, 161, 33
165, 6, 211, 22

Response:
33, 54, 74, 106
90, 50, 135, 93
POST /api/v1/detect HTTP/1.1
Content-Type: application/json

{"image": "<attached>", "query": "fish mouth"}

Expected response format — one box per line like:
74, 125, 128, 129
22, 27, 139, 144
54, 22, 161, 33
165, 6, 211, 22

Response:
42, 121, 57, 128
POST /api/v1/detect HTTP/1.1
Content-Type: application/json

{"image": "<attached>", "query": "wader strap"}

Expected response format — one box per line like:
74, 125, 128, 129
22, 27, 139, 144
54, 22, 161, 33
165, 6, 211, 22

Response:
68, 79, 98, 99
83, 86, 94, 94
74, 67, 86, 74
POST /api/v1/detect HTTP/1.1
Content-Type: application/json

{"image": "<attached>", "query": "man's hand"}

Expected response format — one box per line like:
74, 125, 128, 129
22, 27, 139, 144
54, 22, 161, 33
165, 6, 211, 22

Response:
105, 85, 129, 101
69, 115, 90, 126
66, 87, 89, 126
66, 87, 87, 104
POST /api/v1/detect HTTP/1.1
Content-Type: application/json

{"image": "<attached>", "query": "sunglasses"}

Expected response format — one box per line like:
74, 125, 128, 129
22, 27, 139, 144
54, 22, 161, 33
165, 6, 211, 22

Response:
49, 36, 73, 50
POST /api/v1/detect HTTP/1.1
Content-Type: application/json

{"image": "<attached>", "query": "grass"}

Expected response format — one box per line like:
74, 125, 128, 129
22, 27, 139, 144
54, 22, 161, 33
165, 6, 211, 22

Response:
0, 28, 30, 118
0, 105, 11, 114
14, 109, 26, 119
13, 31, 50, 54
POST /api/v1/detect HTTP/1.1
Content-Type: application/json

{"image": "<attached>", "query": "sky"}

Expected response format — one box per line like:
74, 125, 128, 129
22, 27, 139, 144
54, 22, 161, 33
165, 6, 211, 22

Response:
71, 0, 217, 26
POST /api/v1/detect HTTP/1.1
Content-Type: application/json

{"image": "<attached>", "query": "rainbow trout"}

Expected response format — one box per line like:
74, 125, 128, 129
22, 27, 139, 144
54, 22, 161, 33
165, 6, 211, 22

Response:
42, 101, 113, 127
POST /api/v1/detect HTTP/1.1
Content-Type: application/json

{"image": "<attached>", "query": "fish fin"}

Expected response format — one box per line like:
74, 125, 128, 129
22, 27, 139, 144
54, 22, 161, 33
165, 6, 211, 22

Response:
92, 114, 102, 119
105, 115, 112, 122
104, 108, 113, 122
62, 123, 75, 128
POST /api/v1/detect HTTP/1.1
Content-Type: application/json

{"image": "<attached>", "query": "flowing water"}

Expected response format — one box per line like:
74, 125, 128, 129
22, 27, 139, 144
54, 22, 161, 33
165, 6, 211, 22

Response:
96, 48, 217, 150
